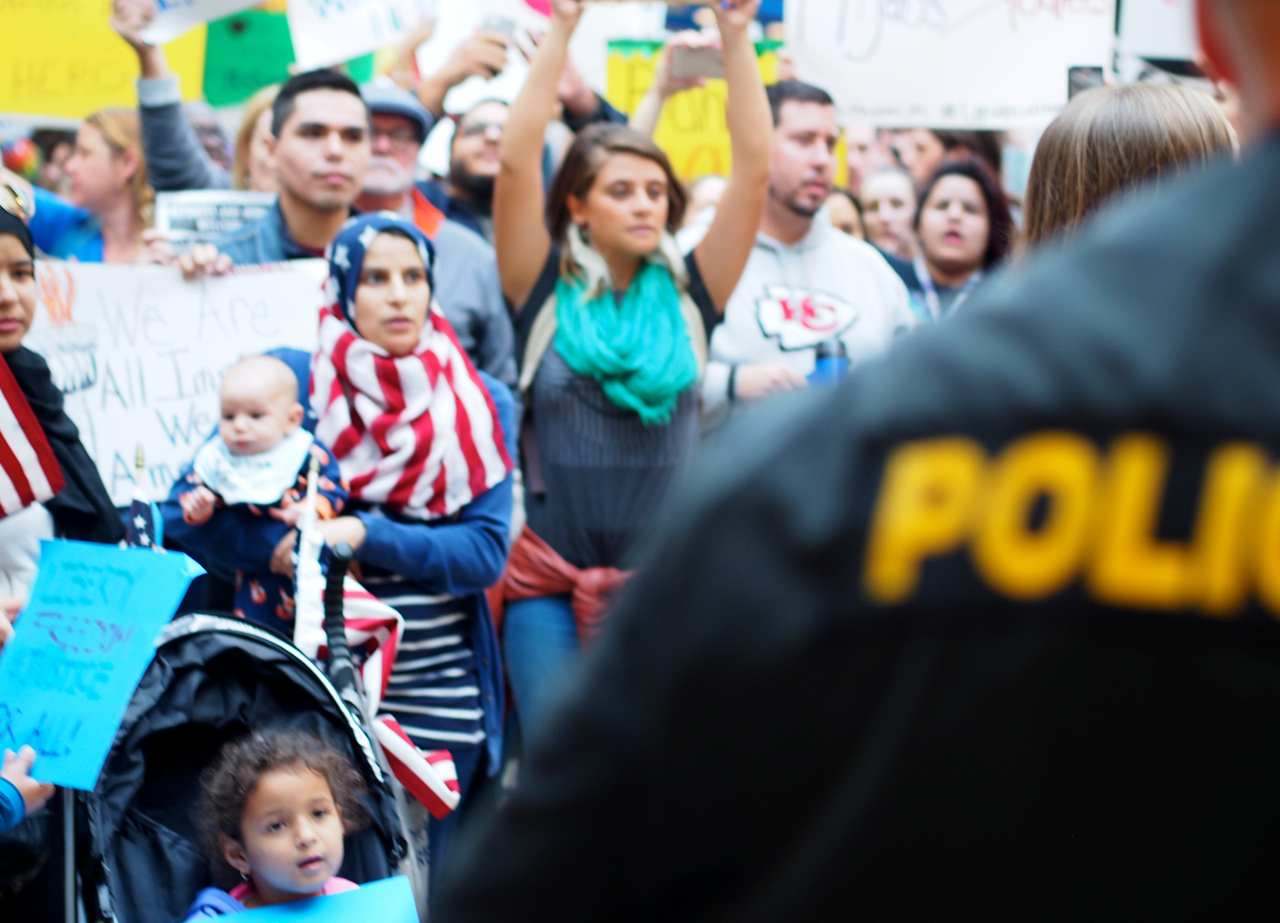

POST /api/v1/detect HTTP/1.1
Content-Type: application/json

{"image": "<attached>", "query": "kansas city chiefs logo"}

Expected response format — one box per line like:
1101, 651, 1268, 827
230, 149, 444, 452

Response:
755, 285, 858, 351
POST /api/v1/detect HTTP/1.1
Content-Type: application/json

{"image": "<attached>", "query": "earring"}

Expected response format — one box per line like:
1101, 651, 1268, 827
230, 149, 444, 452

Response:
239, 869, 249, 882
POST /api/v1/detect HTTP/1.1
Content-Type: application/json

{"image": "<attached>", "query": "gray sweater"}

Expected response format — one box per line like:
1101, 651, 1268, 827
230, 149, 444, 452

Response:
137, 75, 231, 192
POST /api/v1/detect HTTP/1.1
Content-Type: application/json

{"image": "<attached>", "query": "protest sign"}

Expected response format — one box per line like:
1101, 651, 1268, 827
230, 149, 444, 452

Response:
0, 541, 203, 790
288, 0, 437, 71
155, 191, 277, 247
1120, 0, 1197, 61
237, 876, 416, 921
785, 0, 1116, 129
141, 0, 264, 44
605, 40, 783, 179
202, 8, 297, 107
23, 261, 329, 506
0, 0, 207, 121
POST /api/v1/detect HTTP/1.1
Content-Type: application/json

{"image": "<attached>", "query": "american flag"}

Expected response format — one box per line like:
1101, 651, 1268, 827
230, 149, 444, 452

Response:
0, 353, 64, 518
126, 445, 163, 549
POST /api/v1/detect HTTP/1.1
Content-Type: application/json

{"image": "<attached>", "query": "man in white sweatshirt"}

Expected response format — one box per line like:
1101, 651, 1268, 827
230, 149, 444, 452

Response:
680, 81, 915, 423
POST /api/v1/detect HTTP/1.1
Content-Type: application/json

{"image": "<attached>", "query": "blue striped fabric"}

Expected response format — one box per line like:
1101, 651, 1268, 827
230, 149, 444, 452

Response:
363, 573, 486, 749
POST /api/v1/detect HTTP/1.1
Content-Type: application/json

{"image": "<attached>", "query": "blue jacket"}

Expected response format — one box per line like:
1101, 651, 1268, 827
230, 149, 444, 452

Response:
183, 887, 247, 919
29, 187, 103, 262
0, 778, 24, 835
352, 375, 517, 772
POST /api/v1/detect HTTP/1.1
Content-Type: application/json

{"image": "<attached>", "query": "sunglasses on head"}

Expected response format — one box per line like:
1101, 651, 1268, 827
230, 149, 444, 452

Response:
0, 181, 34, 223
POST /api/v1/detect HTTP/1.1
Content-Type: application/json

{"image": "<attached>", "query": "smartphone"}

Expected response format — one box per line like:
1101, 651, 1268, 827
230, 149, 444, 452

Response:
671, 45, 725, 80
481, 13, 518, 40
1068, 66, 1106, 100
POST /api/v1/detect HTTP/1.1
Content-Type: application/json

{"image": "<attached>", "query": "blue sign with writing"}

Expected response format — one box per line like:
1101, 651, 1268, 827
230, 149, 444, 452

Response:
237, 876, 416, 922
0, 540, 203, 790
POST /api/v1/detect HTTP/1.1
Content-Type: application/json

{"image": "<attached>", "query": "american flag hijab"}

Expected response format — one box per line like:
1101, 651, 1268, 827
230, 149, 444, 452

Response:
311, 213, 512, 521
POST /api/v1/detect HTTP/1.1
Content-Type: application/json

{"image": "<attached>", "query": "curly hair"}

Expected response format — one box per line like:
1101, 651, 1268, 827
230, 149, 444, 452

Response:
194, 728, 370, 873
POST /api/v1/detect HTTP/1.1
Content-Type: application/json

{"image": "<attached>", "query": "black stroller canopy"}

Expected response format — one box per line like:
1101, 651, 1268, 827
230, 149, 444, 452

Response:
82, 614, 405, 923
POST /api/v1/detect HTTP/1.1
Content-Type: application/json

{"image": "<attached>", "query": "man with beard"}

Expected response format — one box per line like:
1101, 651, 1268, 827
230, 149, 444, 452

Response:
357, 84, 516, 391
679, 81, 914, 423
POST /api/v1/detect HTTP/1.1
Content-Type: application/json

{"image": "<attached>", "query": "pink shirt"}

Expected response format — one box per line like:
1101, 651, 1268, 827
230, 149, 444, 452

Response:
229, 876, 358, 905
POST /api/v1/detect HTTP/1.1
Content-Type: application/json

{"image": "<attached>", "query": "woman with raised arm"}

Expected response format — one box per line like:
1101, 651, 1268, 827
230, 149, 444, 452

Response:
491, 0, 771, 739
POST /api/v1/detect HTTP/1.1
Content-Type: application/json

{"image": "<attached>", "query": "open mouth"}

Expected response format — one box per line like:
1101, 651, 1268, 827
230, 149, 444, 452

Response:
297, 856, 326, 873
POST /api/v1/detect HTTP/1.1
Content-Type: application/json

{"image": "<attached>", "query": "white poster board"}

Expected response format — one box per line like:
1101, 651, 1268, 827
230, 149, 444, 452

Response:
24, 261, 329, 506
141, 0, 263, 44
289, 0, 438, 70
1120, 0, 1197, 61
155, 190, 276, 248
786, 0, 1117, 128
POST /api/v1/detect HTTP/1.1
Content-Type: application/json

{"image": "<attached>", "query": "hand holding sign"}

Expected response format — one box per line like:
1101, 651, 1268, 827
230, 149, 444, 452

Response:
0, 541, 203, 790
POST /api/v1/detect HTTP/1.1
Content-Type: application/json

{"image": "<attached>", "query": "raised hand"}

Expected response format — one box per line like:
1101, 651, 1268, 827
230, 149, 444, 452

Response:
713, 0, 763, 34
110, 0, 158, 52
548, 0, 585, 28
654, 31, 718, 99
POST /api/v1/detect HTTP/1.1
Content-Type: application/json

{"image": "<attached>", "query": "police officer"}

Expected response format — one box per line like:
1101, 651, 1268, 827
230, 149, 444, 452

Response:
437, 0, 1280, 916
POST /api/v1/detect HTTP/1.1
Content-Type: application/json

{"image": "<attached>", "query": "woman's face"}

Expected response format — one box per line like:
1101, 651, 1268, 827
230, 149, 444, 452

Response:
825, 193, 864, 240
569, 152, 670, 263
65, 123, 135, 214
894, 129, 946, 189
0, 234, 37, 354
247, 109, 278, 194
917, 174, 990, 276
861, 172, 917, 259
352, 232, 431, 358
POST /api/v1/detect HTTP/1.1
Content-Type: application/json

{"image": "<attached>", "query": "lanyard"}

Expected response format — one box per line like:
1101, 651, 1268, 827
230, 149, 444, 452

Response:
913, 256, 983, 322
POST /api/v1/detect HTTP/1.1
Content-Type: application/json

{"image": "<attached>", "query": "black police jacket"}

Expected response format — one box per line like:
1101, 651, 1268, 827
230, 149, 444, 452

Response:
437, 137, 1280, 919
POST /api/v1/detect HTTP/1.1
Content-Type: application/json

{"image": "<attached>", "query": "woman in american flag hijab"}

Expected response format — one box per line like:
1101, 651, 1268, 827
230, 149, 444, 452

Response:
307, 212, 516, 891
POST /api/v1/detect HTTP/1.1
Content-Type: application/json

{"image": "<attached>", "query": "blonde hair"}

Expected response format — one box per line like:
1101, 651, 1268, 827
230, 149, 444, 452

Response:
232, 85, 280, 190
1022, 83, 1236, 250
85, 108, 153, 227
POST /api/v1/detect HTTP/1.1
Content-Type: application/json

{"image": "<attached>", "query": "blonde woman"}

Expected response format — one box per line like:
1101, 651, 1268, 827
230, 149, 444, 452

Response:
28, 109, 153, 263
1022, 83, 1236, 250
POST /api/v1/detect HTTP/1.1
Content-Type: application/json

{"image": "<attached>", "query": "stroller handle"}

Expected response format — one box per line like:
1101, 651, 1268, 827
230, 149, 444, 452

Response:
324, 542, 360, 705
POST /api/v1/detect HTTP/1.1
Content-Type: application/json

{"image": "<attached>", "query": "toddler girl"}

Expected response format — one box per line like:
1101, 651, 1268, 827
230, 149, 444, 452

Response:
183, 728, 369, 917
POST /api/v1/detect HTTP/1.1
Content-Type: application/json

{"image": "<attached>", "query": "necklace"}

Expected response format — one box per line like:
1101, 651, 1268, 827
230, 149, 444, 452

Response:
913, 256, 983, 322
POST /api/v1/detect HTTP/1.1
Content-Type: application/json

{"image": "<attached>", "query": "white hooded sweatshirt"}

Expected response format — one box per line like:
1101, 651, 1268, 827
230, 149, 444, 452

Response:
679, 208, 915, 417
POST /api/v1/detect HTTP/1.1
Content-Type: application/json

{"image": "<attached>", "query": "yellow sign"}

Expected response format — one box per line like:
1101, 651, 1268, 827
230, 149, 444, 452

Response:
1, 0, 207, 120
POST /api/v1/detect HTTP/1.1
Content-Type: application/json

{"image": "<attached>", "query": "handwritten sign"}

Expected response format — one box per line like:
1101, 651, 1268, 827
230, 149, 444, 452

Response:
24, 261, 329, 506
238, 876, 416, 922
786, 0, 1117, 128
141, 0, 264, 44
288, 0, 437, 71
0, 541, 203, 790
1120, 0, 1197, 61
0, 0, 207, 121
605, 40, 782, 179
156, 191, 278, 247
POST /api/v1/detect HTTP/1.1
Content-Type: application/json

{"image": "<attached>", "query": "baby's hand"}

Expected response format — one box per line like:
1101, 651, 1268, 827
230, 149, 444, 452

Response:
180, 487, 217, 525
270, 504, 305, 528
2, 747, 55, 815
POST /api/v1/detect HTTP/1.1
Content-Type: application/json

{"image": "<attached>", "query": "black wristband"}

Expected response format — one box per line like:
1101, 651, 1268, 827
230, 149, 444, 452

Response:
727, 364, 738, 403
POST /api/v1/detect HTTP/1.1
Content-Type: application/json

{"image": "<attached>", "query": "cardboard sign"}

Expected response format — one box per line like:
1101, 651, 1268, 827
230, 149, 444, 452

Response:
0, 541, 203, 790
155, 191, 278, 247
23, 261, 329, 506
605, 40, 783, 179
0, 0, 207, 121
1119, 0, 1197, 61
785, 0, 1117, 128
288, 0, 437, 71
141, 0, 264, 44
237, 876, 416, 921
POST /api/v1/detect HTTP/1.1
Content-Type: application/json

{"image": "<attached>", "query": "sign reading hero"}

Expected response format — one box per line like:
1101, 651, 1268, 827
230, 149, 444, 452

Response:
864, 431, 1278, 617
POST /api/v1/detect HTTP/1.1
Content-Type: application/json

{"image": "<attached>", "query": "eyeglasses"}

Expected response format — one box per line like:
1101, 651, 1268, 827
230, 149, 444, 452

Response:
457, 121, 504, 139
0, 181, 34, 223
371, 126, 421, 149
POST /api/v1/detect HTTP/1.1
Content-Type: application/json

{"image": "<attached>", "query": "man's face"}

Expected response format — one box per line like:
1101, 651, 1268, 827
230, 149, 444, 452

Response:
768, 101, 839, 219
844, 123, 892, 197
364, 113, 421, 198
449, 101, 508, 201
269, 89, 370, 212
893, 129, 946, 190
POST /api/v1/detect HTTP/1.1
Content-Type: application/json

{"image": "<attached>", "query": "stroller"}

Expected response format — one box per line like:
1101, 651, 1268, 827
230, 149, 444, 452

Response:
76, 547, 418, 923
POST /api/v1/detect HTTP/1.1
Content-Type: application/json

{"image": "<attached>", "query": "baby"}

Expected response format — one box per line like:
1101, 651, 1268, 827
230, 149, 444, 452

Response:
176, 356, 347, 627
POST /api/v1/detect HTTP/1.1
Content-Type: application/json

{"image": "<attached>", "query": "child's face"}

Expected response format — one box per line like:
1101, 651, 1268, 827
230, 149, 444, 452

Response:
219, 377, 302, 457
222, 765, 346, 906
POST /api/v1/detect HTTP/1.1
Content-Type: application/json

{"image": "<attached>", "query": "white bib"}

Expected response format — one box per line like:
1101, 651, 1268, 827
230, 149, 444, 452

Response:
192, 428, 315, 506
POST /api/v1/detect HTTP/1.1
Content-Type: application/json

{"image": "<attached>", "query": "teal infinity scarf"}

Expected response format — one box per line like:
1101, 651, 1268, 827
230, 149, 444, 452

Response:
553, 260, 697, 426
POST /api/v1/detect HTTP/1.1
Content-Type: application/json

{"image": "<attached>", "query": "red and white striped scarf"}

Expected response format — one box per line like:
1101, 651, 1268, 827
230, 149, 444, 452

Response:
0, 353, 64, 518
311, 303, 511, 520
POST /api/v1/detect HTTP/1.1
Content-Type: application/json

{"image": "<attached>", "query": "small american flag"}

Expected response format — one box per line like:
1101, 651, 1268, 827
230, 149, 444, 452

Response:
126, 445, 163, 549
0, 353, 64, 518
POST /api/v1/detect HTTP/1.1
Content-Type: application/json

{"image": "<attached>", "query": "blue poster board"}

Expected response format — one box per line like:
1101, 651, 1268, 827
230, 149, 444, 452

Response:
0, 540, 203, 790
238, 876, 416, 922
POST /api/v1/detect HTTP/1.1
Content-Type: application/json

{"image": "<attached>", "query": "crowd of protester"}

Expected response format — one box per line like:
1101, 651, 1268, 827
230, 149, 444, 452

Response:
0, 0, 1250, 916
